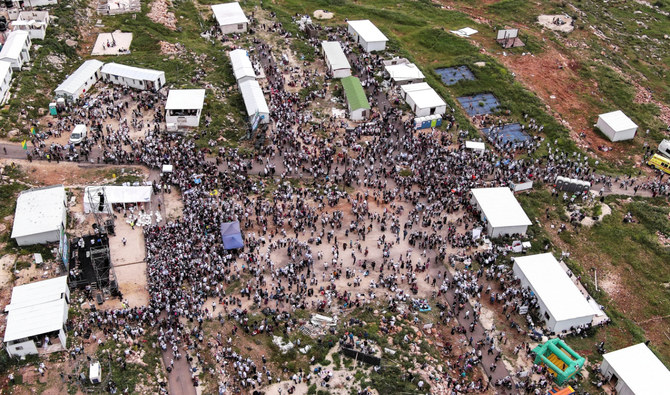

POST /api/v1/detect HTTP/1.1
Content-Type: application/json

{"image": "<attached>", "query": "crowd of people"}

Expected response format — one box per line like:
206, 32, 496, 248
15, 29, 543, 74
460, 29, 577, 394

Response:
18, 9, 668, 395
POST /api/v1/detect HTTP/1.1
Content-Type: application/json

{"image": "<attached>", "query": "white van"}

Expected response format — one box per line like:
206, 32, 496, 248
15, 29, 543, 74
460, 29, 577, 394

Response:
69, 124, 87, 145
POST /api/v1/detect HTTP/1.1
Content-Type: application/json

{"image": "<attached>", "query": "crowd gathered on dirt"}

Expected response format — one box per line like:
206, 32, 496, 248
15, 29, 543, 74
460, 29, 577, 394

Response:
16, 11, 670, 395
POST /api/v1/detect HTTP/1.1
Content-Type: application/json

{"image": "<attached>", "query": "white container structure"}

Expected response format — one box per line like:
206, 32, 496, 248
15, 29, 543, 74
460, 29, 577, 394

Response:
212, 2, 249, 34
347, 20, 388, 52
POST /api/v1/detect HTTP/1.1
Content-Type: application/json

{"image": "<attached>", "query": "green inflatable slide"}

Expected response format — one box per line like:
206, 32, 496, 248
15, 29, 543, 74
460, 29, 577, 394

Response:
532, 338, 585, 385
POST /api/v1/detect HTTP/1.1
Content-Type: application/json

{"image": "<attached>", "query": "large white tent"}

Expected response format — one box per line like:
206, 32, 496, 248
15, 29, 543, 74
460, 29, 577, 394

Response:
54, 59, 104, 100
600, 343, 670, 395
4, 276, 69, 358
238, 79, 270, 124
513, 253, 596, 333
229, 49, 256, 83
596, 110, 637, 142
321, 41, 351, 78
11, 185, 66, 246
347, 20, 388, 52
212, 2, 249, 34
83, 185, 153, 214
165, 89, 206, 127
470, 187, 531, 237
101, 62, 165, 91
385, 63, 424, 85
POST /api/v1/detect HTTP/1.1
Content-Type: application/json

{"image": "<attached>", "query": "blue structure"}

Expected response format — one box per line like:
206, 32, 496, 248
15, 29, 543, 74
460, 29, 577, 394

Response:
483, 123, 531, 144
435, 66, 475, 86
220, 221, 244, 250
457, 93, 500, 116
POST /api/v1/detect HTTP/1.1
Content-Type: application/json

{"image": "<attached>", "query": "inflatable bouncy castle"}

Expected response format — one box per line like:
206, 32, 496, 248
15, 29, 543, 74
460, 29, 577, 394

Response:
533, 339, 585, 385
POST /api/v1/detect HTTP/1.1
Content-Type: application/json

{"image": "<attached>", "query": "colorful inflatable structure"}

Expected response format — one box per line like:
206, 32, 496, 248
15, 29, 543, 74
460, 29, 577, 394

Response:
547, 386, 575, 395
533, 339, 585, 385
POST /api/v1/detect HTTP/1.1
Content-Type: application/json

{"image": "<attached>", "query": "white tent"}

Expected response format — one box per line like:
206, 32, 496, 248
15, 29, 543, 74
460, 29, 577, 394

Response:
403, 83, 446, 117
0, 31, 31, 70
212, 2, 249, 34
100, 62, 165, 91
238, 79, 270, 124
347, 20, 388, 52
596, 110, 637, 142
83, 185, 152, 213
513, 253, 596, 333
0, 60, 13, 105
11, 185, 66, 246
229, 49, 256, 83
384, 63, 424, 85
600, 343, 670, 395
165, 89, 206, 127
321, 41, 351, 78
470, 187, 531, 237
55, 59, 104, 100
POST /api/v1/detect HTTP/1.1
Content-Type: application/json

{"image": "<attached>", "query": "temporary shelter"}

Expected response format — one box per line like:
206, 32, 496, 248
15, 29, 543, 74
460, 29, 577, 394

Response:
595, 110, 637, 142
83, 185, 152, 214
347, 20, 388, 52
403, 83, 446, 117
12, 11, 50, 40
384, 63, 424, 85
229, 49, 256, 83
321, 41, 351, 78
470, 187, 531, 237
341, 76, 370, 121
54, 59, 104, 100
0, 31, 31, 70
0, 60, 13, 105
100, 63, 165, 91
220, 221, 244, 249
465, 141, 485, 152
238, 79, 270, 124
165, 89, 206, 127
533, 339, 585, 385
4, 276, 69, 358
11, 185, 66, 246
212, 2, 249, 34
400, 82, 430, 100
600, 343, 670, 395
513, 253, 596, 333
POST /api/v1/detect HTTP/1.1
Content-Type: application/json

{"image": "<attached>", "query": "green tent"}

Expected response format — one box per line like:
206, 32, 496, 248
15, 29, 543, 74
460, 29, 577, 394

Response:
533, 338, 585, 385
341, 76, 370, 111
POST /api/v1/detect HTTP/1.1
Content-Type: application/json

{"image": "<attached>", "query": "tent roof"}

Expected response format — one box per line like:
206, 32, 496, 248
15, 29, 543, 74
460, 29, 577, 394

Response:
5, 276, 67, 312
165, 89, 205, 110
513, 253, 596, 322
229, 49, 256, 81
598, 110, 637, 132
101, 62, 165, 82
602, 343, 670, 394
385, 63, 424, 81
401, 82, 431, 94
347, 20, 388, 43
211, 2, 249, 26
238, 79, 269, 116
220, 221, 244, 250
465, 141, 485, 151
321, 41, 350, 71
0, 31, 29, 61
3, 298, 68, 342
11, 185, 66, 239
84, 185, 152, 207
471, 187, 531, 228
55, 60, 104, 96
341, 76, 370, 111
406, 86, 446, 109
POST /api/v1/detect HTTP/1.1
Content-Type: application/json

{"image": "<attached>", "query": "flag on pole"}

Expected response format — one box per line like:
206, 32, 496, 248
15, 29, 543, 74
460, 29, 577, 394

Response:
21, 140, 28, 150
30, 126, 36, 135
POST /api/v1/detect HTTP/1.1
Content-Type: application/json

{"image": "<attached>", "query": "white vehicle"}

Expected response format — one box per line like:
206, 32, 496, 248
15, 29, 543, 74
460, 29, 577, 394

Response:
658, 139, 670, 159
69, 124, 87, 145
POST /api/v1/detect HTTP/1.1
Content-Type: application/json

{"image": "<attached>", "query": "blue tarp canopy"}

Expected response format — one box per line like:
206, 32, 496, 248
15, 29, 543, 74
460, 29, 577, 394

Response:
220, 221, 244, 250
